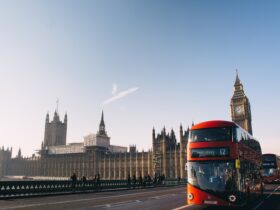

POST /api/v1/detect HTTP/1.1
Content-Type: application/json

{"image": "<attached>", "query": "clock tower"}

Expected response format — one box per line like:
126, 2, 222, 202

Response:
230, 71, 253, 135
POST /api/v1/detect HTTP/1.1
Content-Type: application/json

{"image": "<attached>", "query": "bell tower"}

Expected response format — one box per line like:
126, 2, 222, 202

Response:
230, 70, 253, 134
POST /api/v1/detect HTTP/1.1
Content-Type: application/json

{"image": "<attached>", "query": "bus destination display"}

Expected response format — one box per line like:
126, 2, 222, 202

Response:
191, 147, 229, 158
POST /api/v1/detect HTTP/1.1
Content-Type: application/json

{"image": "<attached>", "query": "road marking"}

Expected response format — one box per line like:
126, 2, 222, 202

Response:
152, 194, 176, 199
103, 199, 142, 208
253, 200, 264, 210
1, 187, 183, 209
265, 193, 272, 199
172, 204, 193, 210
253, 185, 280, 210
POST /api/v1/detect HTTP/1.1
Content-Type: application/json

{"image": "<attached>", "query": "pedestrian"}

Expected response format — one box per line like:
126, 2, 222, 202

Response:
70, 172, 77, 189
82, 176, 87, 187
94, 175, 97, 190
144, 175, 147, 187
97, 173, 101, 191
139, 174, 143, 187
147, 174, 152, 186
127, 174, 131, 188
132, 174, 136, 188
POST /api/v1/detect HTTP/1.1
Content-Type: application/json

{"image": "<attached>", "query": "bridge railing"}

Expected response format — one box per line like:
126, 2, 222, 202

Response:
0, 178, 187, 198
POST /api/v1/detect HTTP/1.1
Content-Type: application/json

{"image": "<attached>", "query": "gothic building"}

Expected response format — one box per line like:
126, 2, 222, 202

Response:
0, 72, 254, 180
230, 71, 253, 134
43, 111, 67, 147
152, 125, 188, 179
0, 111, 188, 179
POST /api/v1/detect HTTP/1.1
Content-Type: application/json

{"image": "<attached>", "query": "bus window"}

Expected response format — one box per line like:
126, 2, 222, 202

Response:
233, 128, 242, 142
190, 127, 232, 142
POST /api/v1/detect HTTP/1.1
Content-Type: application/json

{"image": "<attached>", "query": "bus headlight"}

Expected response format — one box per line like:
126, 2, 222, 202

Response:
229, 195, 237, 202
188, 193, 194, 200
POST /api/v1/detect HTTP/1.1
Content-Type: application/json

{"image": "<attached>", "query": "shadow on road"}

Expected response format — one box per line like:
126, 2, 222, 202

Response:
186, 194, 279, 210
201, 193, 280, 210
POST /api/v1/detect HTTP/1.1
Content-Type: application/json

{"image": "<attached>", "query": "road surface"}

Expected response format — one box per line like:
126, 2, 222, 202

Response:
0, 183, 279, 210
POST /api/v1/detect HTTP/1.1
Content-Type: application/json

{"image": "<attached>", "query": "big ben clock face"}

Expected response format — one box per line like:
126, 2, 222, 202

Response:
234, 105, 242, 115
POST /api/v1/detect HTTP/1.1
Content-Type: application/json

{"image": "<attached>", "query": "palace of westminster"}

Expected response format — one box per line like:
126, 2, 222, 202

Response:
0, 73, 253, 179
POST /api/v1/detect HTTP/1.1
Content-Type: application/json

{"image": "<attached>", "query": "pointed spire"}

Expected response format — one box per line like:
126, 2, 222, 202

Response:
171, 129, 175, 139
98, 110, 107, 136
46, 112, 49, 123
64, 112, 68, 123
53, 110, 60, 121
17, 148, 22, 158
234, 69, 241, 86
180, 123, 183, 136
232, 69, 245, 97
101, 110, 104, 126
56, 98, 59, 113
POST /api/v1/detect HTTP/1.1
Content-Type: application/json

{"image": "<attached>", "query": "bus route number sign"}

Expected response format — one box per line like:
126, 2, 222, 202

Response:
191, 147, 229, 158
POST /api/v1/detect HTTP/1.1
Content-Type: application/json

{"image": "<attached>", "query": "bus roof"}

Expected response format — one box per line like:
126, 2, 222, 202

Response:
191, 120, 236, 130
262, 153, 277, 157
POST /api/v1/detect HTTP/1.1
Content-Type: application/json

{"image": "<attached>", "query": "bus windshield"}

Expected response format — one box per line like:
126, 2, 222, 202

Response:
187, 161, 237, 194
262, 168, 277, 176
262, 162, 276, 169
190, 127, 232, 142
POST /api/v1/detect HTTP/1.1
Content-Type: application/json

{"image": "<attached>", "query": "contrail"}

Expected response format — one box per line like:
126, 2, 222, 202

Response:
112, 83, 118, 95
104, 87, 139, 104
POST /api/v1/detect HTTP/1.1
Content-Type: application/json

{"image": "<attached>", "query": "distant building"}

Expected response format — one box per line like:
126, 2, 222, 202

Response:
153, 125, 188, 179
0, 147, 12, 178
230, 71, 253, 134
1, 111, 188, 179
0, 72, 252, 179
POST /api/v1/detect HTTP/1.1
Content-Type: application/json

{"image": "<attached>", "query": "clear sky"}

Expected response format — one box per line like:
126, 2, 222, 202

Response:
1, 0, 280, 157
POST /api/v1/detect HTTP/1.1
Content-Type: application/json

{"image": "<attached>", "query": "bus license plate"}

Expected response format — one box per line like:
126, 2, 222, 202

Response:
204, 200, 218, 205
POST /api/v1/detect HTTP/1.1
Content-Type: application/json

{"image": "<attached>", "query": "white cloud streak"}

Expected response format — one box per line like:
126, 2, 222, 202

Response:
112, 83, 118, 95
104, 87, 139, 104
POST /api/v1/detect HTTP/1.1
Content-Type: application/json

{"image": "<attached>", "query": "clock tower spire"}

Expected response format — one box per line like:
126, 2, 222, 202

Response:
98, 110, 107, 136
230, 70, 253, 134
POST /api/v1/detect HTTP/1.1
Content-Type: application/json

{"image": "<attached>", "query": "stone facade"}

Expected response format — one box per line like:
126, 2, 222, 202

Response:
1, 111, 189, 180
152, 125, 188, 179
43, 111, 67, 147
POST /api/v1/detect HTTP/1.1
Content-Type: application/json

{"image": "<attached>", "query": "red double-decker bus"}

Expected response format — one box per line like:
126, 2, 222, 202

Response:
186, 120, 262, 207
261, 154, 280, 183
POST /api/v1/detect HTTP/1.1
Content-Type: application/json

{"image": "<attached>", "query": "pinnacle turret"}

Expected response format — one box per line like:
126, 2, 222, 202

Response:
152, 127, 155, 141
64, 113, 68, 123
98, 110, 107, 136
